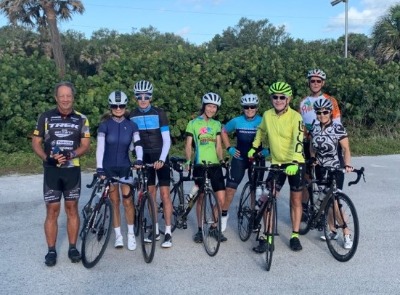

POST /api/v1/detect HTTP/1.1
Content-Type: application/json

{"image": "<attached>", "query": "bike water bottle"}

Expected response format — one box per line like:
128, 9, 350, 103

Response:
258, 186, 269, 208
187, 184, 199, 203
255, 185, 262, 209
315, 186, 326, 210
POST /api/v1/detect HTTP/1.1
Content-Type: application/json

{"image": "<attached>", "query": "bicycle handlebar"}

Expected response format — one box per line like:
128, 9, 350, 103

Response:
86, 173, 99, 188
348, 167, 366, 186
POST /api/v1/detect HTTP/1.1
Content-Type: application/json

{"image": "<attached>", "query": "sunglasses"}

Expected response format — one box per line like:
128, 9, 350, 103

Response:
310, 79, 322, 84
316, 110, 330, 115
271, 95, 287, 100
110, 104, 126, 109
135, 94, 152, 100
243, 105, 257, 110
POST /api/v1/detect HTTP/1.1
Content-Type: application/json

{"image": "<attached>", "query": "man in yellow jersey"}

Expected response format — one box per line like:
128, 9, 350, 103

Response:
249, 82, 305, 252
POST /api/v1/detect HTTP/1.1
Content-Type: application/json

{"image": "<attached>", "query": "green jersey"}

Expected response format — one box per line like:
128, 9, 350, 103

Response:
186, 116, 222, 164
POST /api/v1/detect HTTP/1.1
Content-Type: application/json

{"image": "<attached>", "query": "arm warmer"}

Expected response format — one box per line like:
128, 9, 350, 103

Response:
159, 130, 171, 162
96, 133, 105, 168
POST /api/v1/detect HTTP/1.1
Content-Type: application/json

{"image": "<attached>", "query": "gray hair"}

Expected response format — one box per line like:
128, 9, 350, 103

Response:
54, 81, 76, 97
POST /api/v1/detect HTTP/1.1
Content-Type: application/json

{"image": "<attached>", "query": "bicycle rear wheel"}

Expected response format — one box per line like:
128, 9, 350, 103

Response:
264, 197, 276, 271
237, 182, 254, 242
201, 190, 221, 256
81, 198, 113, 268
140, 192, 156, 263
299, 186, 315, 235
157, 183, 179, 235
324, 192, 359, 262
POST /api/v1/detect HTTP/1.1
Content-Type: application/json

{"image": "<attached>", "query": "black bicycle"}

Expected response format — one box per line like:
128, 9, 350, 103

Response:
237, 157, 286, 271
299, 165, 365, 262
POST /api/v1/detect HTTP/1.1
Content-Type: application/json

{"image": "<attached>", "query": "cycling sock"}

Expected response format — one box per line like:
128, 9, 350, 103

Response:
48, 246, 56, 252
291, 231, 299, 239
127, 224, 134, 235
165, 225, 171, 235
198, 227, 202, 232
222, 210, 228, 216
155, 223, 159, 235
68, 243, 76, 249
114, 227, 122, 237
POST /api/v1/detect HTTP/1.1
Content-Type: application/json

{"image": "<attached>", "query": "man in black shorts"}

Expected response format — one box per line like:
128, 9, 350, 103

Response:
32, 81, 90, 266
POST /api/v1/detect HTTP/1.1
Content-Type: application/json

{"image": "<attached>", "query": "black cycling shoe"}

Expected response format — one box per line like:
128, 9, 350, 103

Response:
45, 250, 57, 267
290, 237, 303, 251
253, 239, 267, 254
68, 247, 81, 263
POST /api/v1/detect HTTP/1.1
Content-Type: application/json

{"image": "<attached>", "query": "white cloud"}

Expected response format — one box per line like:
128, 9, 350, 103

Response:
176, 26, 191, 37
326, 0, 399, 35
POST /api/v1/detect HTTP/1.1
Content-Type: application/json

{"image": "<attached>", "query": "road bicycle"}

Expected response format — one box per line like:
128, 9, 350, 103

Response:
237, 157, 286, 271
299, 165, 365, 262
81, 167, 156, 268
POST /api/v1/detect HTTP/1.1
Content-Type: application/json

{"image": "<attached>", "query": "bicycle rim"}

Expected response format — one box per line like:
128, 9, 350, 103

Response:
265, 198, 276, 271
324, 192, 359, 262
201, 190, 221, 256
237, 182, 253, 242
81, 198, 113, 268
299, 186, 314, 235
140, 193, 156, 263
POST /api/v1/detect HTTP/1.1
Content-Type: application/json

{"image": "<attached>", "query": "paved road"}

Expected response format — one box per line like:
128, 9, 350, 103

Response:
1, 155, 399, 295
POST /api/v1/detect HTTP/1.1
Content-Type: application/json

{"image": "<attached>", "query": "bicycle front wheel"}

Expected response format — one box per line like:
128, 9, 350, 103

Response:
264, 197, 276, 271
324, 192, 359, 262
299, 186, 315, 235
81, 198, 113, 268
237, 182, 254, 242
201, 189, 221, 257
140, 192, 156, 263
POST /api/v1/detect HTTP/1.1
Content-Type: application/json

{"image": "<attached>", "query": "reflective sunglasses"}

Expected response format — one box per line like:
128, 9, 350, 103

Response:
135, 93, 152, 100
316, 110, 330, 115
310, 79, 322, 84
243, 105, 257, 110
110, 104, 126, 109
271, 95, 287, 100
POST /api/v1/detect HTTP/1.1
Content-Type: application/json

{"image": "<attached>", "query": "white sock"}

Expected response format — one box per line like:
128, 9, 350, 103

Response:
165, 225, 171, 235
127, 224, 134, 235
114, 227, 122, 237
156, 223, 159, 235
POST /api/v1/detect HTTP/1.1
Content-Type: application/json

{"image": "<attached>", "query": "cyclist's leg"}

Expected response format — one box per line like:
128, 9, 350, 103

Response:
156, 164, 172, 229
223, 157, 246, 211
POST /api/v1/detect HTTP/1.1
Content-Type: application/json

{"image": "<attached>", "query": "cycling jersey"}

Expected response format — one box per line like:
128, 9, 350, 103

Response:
299, 93, 341, 132
129, 106, 170, 161
253, 107, 304, 165
97, 117, 140, 168
33, 108, 90, 167
186, 116, 222, 164
310, 121, 348, 168
223, 114, 262, 160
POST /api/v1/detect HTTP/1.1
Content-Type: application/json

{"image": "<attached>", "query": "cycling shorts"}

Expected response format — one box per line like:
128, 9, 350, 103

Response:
265, 163, 305, 192
226, 157, 265, 190
193, 165, 225, 193
315, 166, 344, 190
43, 166, 81, 203
143, 153, 170, 187
104, 166, 133, 184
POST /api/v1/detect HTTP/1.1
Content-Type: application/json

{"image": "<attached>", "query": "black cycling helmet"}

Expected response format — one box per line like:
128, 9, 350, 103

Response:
313, 98, 333, 111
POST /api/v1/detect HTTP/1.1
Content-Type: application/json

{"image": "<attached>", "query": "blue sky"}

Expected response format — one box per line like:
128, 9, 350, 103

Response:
0, 0, 398, 44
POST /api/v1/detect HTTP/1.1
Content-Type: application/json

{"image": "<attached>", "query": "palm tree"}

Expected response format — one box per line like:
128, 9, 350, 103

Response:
371, 4, 400, 64
0, 0, 85, 78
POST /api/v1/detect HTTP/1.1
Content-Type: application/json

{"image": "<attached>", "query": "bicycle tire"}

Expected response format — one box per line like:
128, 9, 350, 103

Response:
299, 185, 315, 235
81, 198, 113, 269
324, 192, 359, 262
237, 182, 254, 242
140, 192, 156, 263
201, 189, 221, 257
264, 197, 276, 271
157, 183, 179, 235
132, 187, 140, 237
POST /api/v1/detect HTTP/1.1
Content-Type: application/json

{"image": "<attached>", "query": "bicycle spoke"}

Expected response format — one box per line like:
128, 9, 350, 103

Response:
202, 191, 221, 256
237, 182, 254, 241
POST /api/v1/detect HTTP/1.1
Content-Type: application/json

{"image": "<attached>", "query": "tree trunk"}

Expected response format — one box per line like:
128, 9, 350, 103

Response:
41, 1, 66, 78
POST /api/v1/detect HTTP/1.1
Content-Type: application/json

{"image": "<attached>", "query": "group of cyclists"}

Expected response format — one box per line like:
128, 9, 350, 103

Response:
33, 68, 355, 267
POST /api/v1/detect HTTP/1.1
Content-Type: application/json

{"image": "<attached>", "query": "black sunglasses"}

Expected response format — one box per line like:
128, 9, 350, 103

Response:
243, 105, 257, 110
310, 79, 322, 84
271, 95, 287, 100
110, 104, 126, 109
135, 94, 152, 100
316, 110, 330, 115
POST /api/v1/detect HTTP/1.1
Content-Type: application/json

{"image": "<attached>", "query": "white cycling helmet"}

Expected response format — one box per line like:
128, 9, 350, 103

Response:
108, 90, 128, 105
240, 94, 259, 106
133, 80, 153, 94
313, 98, 333, 111
202, 92, 221, 106
307, 68, 327, 80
